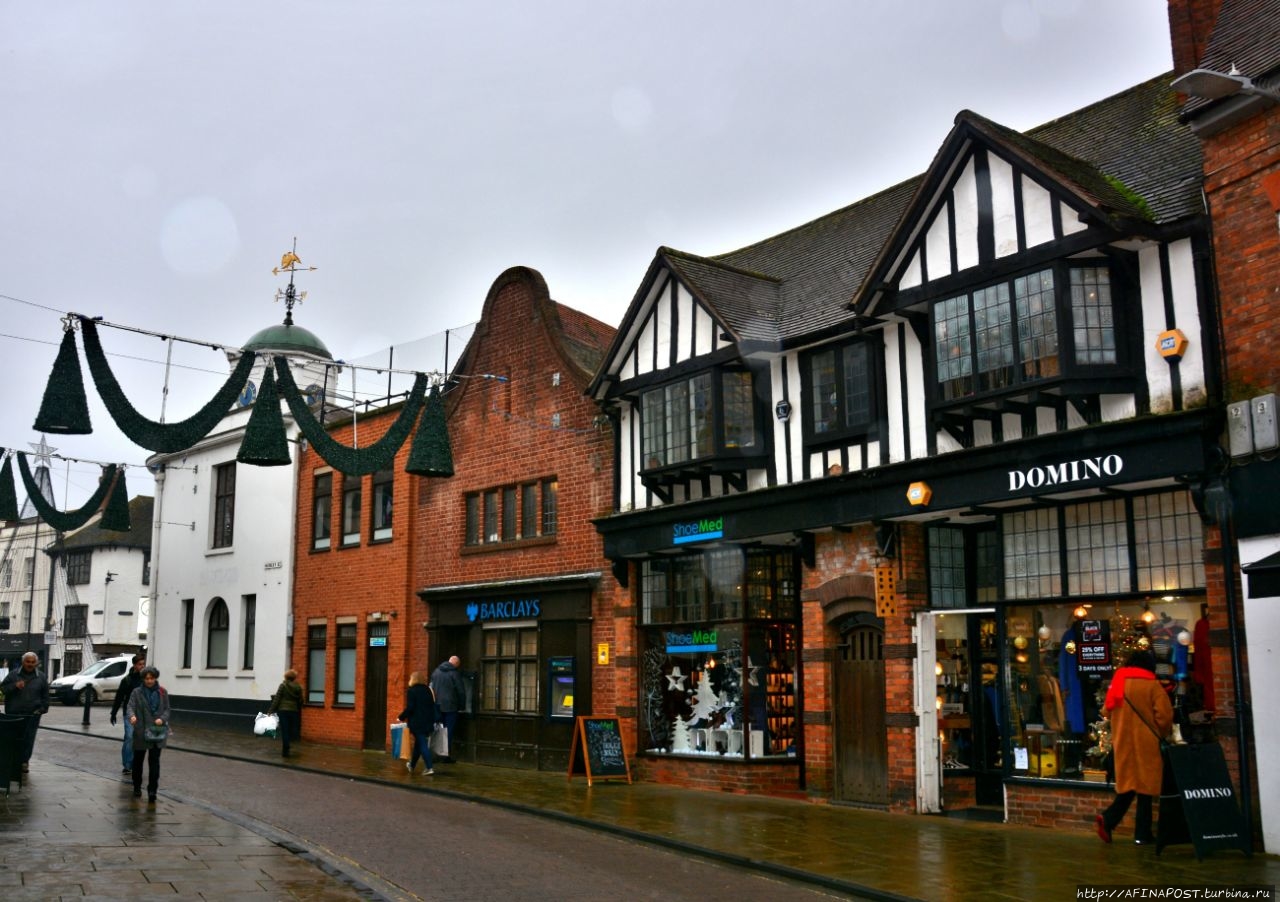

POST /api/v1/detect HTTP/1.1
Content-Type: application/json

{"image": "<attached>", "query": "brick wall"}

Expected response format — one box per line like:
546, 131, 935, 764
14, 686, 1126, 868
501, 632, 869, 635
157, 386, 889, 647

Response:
293, 266, 620, 752
292, 405, 421, 748
1006, 781, 1115, 831
1203, 106, 1280, 398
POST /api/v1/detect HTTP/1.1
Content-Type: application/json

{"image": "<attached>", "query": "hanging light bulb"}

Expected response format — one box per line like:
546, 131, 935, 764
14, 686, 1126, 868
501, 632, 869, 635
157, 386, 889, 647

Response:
1038, 624, 1051, 641
1074, 605, 1089, 619
1141, 603, 1156, 624
935, 662, 944, 677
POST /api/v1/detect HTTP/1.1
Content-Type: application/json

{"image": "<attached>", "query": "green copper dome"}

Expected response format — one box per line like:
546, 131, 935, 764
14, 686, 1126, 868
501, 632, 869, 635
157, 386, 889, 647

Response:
242, 321, 333, 359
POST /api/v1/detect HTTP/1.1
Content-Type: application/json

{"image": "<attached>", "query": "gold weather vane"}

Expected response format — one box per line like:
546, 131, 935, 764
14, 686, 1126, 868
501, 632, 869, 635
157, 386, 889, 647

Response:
271, 238, 318, 325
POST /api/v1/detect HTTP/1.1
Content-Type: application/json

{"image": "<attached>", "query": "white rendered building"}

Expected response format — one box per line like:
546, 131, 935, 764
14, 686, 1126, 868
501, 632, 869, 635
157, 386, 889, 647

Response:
147, 316, 337, 720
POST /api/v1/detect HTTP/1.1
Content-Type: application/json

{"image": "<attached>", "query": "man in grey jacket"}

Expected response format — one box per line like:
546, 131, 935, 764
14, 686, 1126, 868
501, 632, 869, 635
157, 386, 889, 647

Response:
1, 652, 49, 772
430, 655, 466, 762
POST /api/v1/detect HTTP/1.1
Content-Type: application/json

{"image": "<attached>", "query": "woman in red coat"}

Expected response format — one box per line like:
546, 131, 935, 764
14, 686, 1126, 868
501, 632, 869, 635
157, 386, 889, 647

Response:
1096, 649, 1173, 845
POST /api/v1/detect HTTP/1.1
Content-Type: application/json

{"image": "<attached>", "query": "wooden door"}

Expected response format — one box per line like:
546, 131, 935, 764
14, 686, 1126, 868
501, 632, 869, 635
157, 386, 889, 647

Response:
834, 624, 887, 805
362, 623, 389, 750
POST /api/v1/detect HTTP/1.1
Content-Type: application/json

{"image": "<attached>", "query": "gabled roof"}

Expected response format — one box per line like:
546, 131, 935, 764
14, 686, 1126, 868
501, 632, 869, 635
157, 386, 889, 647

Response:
53, 495, 154, 553
661, 248, 781, 343
620, 74, 1201, 350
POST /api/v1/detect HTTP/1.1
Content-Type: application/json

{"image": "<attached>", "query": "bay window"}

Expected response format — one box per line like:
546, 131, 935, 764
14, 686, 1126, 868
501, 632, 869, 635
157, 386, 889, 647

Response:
641, 368, 760, 470
933, 264, 1121, 403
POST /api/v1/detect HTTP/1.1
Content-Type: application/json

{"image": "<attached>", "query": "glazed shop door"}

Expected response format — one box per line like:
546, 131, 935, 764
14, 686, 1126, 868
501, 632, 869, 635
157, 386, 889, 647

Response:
362, 623, 390, 750
834, 620, 887, 805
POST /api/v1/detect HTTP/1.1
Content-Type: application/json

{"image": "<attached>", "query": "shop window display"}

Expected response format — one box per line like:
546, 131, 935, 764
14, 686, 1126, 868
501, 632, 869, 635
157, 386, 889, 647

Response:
641, 622, 798, 759
1002, 597, 1204, 782
637, 548, 799, 760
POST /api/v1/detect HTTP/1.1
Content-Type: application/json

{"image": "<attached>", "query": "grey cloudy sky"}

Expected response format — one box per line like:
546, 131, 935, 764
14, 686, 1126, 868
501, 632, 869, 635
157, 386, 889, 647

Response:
1, 1, 1174, 508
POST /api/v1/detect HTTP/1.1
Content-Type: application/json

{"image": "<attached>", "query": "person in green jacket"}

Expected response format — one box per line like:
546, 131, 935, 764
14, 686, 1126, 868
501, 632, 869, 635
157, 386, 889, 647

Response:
267, 670, 304, 757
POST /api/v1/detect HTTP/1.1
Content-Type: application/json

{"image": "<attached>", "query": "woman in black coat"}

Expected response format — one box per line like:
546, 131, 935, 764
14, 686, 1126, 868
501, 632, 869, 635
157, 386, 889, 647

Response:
397, 671, 438, 775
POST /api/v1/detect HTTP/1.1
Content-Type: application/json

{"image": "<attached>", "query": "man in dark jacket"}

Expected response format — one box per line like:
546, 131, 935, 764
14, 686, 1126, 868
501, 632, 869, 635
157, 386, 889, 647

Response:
430, 655, 467, 762
1, 652, 50, 772
110, 654, 147, 774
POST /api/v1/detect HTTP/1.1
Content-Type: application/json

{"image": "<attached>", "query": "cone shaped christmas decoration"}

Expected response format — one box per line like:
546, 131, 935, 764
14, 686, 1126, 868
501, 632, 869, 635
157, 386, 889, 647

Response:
0, 453, 18, 522
405, 385, 454, 477
34, 328, 92, 434
100, 467, 132, 532
237, 366, 292, 466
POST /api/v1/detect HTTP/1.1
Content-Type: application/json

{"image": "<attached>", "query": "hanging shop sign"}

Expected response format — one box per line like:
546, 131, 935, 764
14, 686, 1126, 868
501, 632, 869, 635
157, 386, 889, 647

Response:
1008, 454, 1123, 492
1074, 619, 1113, 675
664, 629, 718, 653
672, 516, 724, 546
466, 598, 541, 622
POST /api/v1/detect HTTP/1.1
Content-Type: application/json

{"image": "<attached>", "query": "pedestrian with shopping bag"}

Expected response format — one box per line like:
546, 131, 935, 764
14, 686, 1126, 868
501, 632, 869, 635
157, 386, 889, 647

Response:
267, 669, 303, 757
397, 671, 437, 776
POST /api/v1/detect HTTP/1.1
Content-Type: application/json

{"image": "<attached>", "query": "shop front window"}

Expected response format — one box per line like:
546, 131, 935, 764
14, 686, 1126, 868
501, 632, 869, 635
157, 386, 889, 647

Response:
638, 546, 799, 761
1001, 596, 1203, 782
640, 622, 798, 760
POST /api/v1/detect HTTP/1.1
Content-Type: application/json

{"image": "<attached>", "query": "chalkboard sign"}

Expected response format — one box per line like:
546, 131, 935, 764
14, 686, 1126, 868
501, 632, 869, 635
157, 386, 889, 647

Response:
567, 716, 631, 786
1158, 743, 1252, 859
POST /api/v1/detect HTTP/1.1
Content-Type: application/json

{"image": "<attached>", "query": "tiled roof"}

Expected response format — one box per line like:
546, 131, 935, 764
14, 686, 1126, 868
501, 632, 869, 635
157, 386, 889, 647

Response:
661, 249, 781, 343
552, 302, 616, 376
55, 495, 154, 552
650, 74, 1201, 346
1025, 74, 1204, 225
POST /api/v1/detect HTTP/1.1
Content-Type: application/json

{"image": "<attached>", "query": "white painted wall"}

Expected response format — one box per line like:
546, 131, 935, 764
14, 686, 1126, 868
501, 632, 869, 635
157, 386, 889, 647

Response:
1242, 534, 1280, 853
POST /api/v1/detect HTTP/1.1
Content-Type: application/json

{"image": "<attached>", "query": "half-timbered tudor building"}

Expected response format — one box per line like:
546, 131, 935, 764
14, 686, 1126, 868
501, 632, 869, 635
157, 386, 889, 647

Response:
590, 73, 1244, 831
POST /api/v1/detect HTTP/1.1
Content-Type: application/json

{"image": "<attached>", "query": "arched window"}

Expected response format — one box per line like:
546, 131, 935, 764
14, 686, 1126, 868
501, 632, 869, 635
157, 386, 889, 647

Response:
207, 598, 230, 669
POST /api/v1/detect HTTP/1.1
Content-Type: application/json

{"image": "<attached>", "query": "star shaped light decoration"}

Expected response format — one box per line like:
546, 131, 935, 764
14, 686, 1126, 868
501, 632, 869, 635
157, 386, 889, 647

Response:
29, 437, 57, 468
665, 666, 688, 692
734, 657, 760, 688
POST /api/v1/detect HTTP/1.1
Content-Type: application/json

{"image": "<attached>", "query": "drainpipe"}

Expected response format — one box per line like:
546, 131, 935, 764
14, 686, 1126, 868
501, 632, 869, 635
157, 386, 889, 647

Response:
1210, 477, 1254, 851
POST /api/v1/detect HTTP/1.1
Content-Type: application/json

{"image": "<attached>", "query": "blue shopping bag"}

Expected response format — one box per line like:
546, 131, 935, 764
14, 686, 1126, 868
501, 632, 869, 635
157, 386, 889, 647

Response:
390, 722, 405, 758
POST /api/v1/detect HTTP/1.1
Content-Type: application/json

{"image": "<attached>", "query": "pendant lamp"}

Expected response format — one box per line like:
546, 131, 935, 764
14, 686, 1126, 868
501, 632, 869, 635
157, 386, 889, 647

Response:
33, 328, 93, 435
237, 366, 293, 466
405, 384, 454, 477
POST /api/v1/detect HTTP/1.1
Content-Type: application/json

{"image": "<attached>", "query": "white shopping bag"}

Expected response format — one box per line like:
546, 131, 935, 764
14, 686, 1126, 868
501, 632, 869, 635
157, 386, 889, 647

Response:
254, 712, 279, 737
429, 722, 449, 757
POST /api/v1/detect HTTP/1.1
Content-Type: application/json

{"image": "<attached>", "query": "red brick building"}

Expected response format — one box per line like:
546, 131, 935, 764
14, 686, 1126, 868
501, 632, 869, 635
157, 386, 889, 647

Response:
292, 266, 624, 767
1172, 0, 1280, 853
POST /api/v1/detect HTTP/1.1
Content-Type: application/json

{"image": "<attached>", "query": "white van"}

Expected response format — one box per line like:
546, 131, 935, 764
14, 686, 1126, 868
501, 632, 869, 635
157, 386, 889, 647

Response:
48, 655, 133, 706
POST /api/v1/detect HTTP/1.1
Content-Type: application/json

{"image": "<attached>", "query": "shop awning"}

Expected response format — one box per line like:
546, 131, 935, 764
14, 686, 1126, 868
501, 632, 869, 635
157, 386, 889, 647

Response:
1243, 550, 1280, 599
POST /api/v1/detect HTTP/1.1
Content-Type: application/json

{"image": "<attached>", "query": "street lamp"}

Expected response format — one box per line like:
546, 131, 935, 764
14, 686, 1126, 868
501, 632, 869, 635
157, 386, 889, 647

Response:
1172, 67, 1280, 103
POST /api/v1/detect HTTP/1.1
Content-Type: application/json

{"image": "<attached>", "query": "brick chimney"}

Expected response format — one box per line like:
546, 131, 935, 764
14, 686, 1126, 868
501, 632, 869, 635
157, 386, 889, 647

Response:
1167, 0, 1223, 77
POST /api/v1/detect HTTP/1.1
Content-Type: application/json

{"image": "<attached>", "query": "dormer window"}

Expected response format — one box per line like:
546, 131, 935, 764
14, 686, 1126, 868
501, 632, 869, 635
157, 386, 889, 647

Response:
932, 264, 1120, 403
640, 369, 760, 470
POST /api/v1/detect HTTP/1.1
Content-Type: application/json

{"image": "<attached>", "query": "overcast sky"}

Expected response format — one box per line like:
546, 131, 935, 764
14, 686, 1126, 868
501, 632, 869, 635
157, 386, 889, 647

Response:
1, 1, 1175, 508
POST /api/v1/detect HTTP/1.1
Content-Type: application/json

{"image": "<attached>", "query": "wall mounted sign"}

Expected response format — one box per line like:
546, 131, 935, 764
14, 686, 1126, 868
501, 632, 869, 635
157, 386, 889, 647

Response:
1008, 454, 1123, 492
664, 629, 718, 653
906, 481, 931, 506
672, 516, 724, 545
466, 598, 541, 622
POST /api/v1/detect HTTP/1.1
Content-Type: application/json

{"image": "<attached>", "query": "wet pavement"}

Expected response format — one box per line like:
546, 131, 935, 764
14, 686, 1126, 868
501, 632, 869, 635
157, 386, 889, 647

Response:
19, 705, 1280, 900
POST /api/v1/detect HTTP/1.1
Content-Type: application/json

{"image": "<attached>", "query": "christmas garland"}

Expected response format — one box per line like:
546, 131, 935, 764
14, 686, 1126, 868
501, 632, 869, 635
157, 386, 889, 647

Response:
0, 453, 19, 521
274, 356, 428, 476
80, 315, 256, 453
16, 451, 118, 532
